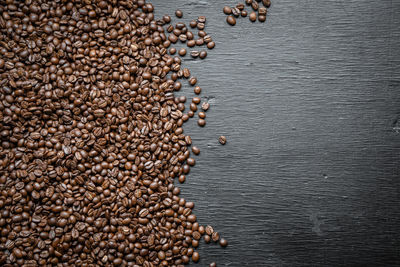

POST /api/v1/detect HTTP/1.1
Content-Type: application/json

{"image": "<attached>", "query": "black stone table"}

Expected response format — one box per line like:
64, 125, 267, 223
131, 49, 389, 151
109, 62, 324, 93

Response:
154, 1, 400, 266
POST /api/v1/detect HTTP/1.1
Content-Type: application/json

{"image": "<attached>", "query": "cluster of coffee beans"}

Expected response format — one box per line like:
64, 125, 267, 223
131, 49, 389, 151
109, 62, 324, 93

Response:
0, 0, 231, 266
166, 11, 215, 60
224, 0, 271, 25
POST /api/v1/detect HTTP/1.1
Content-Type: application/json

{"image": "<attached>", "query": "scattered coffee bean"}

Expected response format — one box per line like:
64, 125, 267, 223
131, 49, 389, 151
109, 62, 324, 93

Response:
259, 7, 268, 15
252, 1, 259, 10
227, 15, 236, 26
192, 252, 200, 263
175, 9, 183, 18
207, 41, 216, 49
194, 86, 202, 94
219, 136, 227, 145
179, 48, 187, 56
223, 6, 232, 15
199, 50, 208, 59
192, 146, 201, 155
212, 232, 220, 242
219, 238, 228, 247
241, 10, 248, 17
196, 38, 205, 46
198, 119, 206, 127
189, 77, 198, 86
191, 50, 200, 58
263, 0, 271, 7
232, 7, 241, 17
190, 20, 198, 28
246, 0, 253, 4
197, 22, 205, 30
250, 11, 257, 22
210, 262, 217, 267
236, 3, 245, 10
259, 15, 267, 22
192, 97, 201, 104
198, 16, 207, 23
188, 39, 196, 47
170, 47, 177, 54
199, 112, 206, 119
202, 102, 210, 111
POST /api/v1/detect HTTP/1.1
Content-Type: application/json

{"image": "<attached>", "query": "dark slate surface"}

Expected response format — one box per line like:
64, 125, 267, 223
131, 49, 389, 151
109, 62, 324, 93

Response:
153, 1, 400, 266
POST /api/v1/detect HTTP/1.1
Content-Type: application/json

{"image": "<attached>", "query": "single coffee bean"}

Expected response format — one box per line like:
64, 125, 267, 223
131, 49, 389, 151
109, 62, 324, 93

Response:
262, 0, 271, 7
196, 38, 205, 46
226, 16, 236, 26
187, 158, 196, 166
192, 252, 200, 263
212, 232, 220, 242
175, 9, 183, 18
259, 7, 267, 15
190, 103, 198, 112
219, 136, 227, 145
169, 47, 177, 54
189, 77, 197, 86
194, 86, 202, 95
205, 225, 214, 235
252, 1, 259, 10
258, 15, 267, 22
236, 3, 245, 10
198, 30, 207, 37
207, 41, 215, 49
190, 20, 197, 28
249, 11, 257, 22
197, 119, 206, 127
179, 48, 187, 56
190, 50, 200, 58
192, 97, 201, 104
163, 15, 171, 23
197, 22, 205, 30
192, 146, 200, 155
204, 235, 211, 243
231, 7, 240, 17
246, 0, 253, 4
241, 10, 248, 17
198, 112, 206, 119
187, 40, 196, 47
188, 110, 195, 118
223, 6, 232, 15
197, 16, 206, 23
201, 102, 210, 111
199, 50, 207, 59
219, 238, 228, 247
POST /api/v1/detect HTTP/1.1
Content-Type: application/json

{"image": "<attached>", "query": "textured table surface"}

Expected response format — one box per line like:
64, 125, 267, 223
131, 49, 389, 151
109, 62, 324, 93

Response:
153, 1, 400, 266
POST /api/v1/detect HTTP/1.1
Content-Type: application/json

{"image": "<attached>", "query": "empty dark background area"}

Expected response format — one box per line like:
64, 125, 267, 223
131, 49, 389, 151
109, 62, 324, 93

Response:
154, 1, 400, 266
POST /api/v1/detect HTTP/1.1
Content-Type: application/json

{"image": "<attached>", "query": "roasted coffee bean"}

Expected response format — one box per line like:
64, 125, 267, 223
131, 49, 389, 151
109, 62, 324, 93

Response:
259, 7, 268, 15
263, 0, 272, 7
190, 20, 198, 28
232, 7, 241, 17
210, 262, 217, 267
170, 47, 177, 54
193, 97, 201, 104
179, 48, 187, 56
246, 0, 253, 4
175, 9, 183, 18
219, 238, 228, 247
191, 50, 200, 58
199, 50, 208, 59
250, 11, 257, 22
241, 10, 248, 17
192, 146, 201, 155
163, 15, 172, 23
199, 112, 206, 119
197, 22, 205, 30
227, 15, 236, 26
236, 3, 245, 10
198, 16, 207, 23
259, 15, 267, 22
252, 1, 259, 10
194, 86, 202, 94
196, 38, 205, 46
202, 102, 210, 111
212, 232, 220, 242
188, 39, 196, 47
189, 77, 198, 86
207, 41, 216, 49
219, 136, 227, 145
223, 6, 232, 15
192, 252, 200, 263
198, 119, 206, 127
204, 235, 211, 243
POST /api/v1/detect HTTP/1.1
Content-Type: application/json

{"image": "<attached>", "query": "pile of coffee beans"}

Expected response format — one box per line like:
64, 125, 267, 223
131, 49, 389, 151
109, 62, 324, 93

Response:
0, 0, 271, 265
224, 0, 271, 25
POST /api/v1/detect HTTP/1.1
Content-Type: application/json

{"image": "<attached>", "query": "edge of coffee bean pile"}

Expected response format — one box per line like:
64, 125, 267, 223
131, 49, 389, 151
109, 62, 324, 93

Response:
0, 0, 271, 266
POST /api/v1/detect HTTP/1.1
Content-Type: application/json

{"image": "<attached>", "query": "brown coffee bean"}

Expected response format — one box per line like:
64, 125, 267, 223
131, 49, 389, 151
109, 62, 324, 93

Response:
241, 10, 248, 17
232, 7, 240, 17
263, 0, 271, 7
204, 235, 211, 243
258, 15, 267, 22
201, 102, 210, 111
189, 77, 197, 86
199, 50, 207, 59
192, 146, 200, 155
196, 38, 205, 46
212, 232, 220, 242
192, 252, 200, 263
219, 136, 227, 145
259, 7, 268, 15
246, 0, 253, 4
252, 1, 259, 10
194, 86, 202, 94
205, 225, 214, 235
175, 9, 183, 18
207, 41, 215, 49
197, 22, 205, 30
249, 11, 257, 22
192, 97, 201, 104
190, 20, 197, 28
223, 6, 232, 15
170, 47, 177, 54
198, 112, 206, 119
219, 238, 228, 247
188, 39, 196, 47
197, 119, 206, 127
191, 50, 200, 58
179, 48, 187, 56
210, 262, 217, 267
226, 16, 236, 26
236, 3, 245, 10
